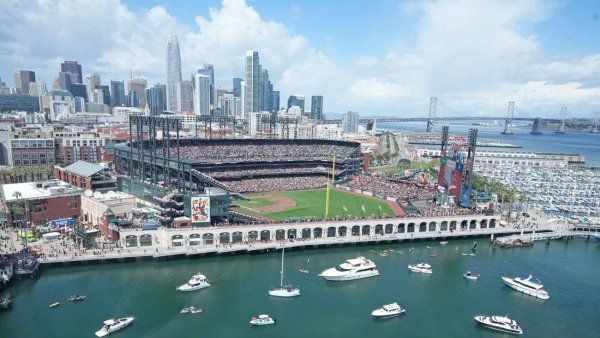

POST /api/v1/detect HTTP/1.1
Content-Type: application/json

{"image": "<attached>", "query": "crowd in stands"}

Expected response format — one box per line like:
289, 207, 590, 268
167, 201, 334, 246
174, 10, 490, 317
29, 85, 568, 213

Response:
226, 176, 329, 193
342, 174, 437, 201
170, 143, 358, 163
206, 166, 336, 179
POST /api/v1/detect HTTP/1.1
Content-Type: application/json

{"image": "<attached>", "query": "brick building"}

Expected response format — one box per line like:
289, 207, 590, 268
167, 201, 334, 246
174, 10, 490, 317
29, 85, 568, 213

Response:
54, 160, 116, 192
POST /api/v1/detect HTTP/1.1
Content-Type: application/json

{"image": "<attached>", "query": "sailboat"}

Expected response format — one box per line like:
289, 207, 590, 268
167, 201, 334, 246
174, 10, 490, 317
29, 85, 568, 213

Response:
268, 246, 300, 298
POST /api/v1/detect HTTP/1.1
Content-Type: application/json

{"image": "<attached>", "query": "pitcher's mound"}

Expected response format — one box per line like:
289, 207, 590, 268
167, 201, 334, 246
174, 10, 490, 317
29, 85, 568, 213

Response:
257, 195, 296, 212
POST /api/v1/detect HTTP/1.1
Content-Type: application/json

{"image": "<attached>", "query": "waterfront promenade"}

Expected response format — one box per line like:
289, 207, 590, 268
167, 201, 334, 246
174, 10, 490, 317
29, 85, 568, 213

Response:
37, 212, 558, 264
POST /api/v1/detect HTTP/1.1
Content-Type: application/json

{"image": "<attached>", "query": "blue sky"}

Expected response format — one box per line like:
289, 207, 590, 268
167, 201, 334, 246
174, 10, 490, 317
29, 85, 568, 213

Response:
1, 0, 600, 117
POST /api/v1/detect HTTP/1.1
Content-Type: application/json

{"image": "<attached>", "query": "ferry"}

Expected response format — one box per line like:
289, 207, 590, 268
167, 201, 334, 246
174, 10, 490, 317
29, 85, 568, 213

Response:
371, 302, 405, 318
177, 273, 210, 292
474, 315, 523, 335
319, 257, 379, 281
408, 263, 432, 274
95, 317, 135, 337
501, 274, 549, 300
250, 314, 275, 326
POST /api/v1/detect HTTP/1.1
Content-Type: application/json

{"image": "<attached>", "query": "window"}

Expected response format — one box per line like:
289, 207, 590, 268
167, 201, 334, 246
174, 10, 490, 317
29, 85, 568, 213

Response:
69, 196, 79, 209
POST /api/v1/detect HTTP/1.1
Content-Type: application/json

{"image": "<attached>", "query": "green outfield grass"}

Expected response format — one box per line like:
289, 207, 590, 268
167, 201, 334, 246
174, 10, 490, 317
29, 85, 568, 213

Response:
236, 188, 393, 221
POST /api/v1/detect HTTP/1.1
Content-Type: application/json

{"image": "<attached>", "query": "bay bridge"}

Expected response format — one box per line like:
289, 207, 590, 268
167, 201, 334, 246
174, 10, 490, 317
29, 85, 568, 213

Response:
326, 97, 564, 135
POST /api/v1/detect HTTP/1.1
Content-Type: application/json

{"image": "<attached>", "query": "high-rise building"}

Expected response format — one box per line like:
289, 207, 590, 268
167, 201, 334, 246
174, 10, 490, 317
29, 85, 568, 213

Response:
13, 71, 36, 95
58, 72, 72, 92
260, 69, 273, 112
232, 77, 243, 97
244, 51, 262, 115
180, 80, 193, 113
60, 61, 83, 84
96, 85, 111, 106
311, 95, 323, 120
342, 111, 359, 134
272, 91, 280, 112
146, 83, 167, 115
69, 83, 88, 101
287, 95, 305, 114
110, 80, 125, 107
198, 64, 215, 106
192, 73, 211, 116
85, 73, 101, 102
128, 77, 147, 108
166, 33, 182, 112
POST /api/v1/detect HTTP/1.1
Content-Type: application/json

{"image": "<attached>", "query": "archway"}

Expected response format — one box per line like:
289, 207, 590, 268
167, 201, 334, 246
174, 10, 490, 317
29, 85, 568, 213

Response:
219, 232, 230, 244
203, 233, 214, 245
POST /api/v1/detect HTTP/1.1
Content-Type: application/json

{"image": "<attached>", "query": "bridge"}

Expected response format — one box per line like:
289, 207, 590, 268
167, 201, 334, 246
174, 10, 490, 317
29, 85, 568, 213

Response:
326, 97, 563, 135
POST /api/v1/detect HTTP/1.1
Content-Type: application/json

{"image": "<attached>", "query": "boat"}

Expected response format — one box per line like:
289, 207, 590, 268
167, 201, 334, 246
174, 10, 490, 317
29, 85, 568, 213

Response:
371, 302, 405, 319
474, 315, 523, 335
67, 295, 86, 302
298, 268, 309, 274
440, 241, 449, 245
95, 317, 135, 337
319, 257, 379, 281
501, 274, 549, 300
463, 271, 480, 280
408, 263, 432, 274
0, 296, 12, 311
250, 314, 276, 326
49, 302, 60, 308
180, 306, 202, 314
177, 273, 210, 292
268, 246, 300, 297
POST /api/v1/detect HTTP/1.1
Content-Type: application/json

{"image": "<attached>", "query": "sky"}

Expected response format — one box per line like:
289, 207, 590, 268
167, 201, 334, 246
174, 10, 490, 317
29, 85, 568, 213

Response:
1, 0, 599, 118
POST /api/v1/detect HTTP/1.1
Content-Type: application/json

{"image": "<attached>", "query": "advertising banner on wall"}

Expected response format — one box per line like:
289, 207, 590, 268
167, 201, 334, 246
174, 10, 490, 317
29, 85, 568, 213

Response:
190, 196, 211, 223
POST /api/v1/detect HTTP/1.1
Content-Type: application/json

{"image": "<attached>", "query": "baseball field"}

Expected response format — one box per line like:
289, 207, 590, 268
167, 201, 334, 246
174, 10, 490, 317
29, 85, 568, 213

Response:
235, 188, 402, 221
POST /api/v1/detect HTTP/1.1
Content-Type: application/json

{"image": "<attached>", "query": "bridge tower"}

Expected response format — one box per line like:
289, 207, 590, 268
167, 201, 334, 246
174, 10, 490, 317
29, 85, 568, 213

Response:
501, 101, 514, 135
555, 107, 566, 134
426, 96, 437, 132
593, 113, 599, 133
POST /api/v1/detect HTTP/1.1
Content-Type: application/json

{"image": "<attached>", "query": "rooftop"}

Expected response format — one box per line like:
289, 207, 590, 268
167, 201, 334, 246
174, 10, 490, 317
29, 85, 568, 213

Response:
1, 179, 82, 202
63, 160, 104, 178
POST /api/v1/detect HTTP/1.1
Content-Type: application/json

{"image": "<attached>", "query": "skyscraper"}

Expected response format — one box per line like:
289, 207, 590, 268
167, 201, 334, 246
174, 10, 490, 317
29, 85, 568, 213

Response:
60, 61, 83, 84
166, 33, 182, 112
287, 95, 305, 114
85, 73, 101, 102
13, 71, 36, 95
128, 77, 147, 108
311, 95, 323, 120
180, 80, 193, 113
199, 64, 215, 106
58, 72, 72, 92
69, 83, 88, 101
232, 78, 243, 97
146, 83, 167, 115
96, 85, 111, 106
110, 80, 125, 107
192, 73, 210, 116
342, 111, 359, 134
244, 51, 262, 115
272, 91, 280, 112
260, 69, 273, 112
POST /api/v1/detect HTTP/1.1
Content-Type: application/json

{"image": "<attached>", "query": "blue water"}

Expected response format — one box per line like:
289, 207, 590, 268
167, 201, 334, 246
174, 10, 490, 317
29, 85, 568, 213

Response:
380, 122, 600, 164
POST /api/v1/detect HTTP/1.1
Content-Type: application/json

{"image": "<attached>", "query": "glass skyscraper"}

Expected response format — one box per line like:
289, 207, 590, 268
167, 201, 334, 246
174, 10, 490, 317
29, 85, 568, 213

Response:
166, 33, 182, 112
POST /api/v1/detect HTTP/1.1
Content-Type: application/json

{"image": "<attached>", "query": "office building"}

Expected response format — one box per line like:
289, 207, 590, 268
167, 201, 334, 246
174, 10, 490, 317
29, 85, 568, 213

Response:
166, 33, 182, 112
244, 51, 262, 114
69, 83, 88, 101
85, 73, 101, 102
128, 77, 147, 108
272, 91, 280, 112
60, 61, 83, 84
342, 111, 359, 134
0, 94, 40, 112
232, 77, 243, 97
193, 73, 210, 116
311, 95, 323, 120
287, 95, 305, 114
180, 80, 193, 113
198, 64, 215, 106
146, 83, 167, 115
110, 80, 125, 107
13, 71, 36, 95
58, 72, 73, 92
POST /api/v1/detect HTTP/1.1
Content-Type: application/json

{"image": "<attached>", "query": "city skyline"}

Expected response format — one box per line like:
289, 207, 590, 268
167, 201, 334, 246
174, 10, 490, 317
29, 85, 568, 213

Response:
1, 0, 600, 117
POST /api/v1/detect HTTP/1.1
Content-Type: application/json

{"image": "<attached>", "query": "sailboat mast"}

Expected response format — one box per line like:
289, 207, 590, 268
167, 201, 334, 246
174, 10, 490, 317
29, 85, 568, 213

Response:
280, 246, 285, 287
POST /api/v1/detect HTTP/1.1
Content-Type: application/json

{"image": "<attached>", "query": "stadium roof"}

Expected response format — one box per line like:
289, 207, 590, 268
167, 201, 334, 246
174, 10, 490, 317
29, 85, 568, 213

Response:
63, 160, 104, 178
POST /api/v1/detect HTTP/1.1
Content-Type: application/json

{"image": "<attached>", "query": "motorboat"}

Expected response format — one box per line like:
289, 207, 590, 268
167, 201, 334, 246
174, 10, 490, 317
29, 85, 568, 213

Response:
440, 241, 449, 245
319, 257, 379, 281
408, 263, 432, 274
268, 246, 300, 297
177, 273, 210, 292
501, 274, 549, 300
298, 268, 309, 274
180, 306, 202, 314
68, 294, 86, 302
371, 302, 405, 318
474, 315, 523, 335
0, 296, 12, 311
49, 302, 60, 308
250, 314, 276, 326
95, 317, 135, 337
463, 271, 480, 280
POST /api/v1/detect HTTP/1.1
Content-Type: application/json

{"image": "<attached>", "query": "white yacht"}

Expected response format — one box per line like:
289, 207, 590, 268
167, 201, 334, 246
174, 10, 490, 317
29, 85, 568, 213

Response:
250, 314, 276, 326
501, 274, 549, 300
371, 302, 405, 318
177, 273, 210, 292
408, 263, 432, 274
474, 315, 523, 335
268, 246, 300, 297
319, 257, 379, 281
95, 317, 135, 337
